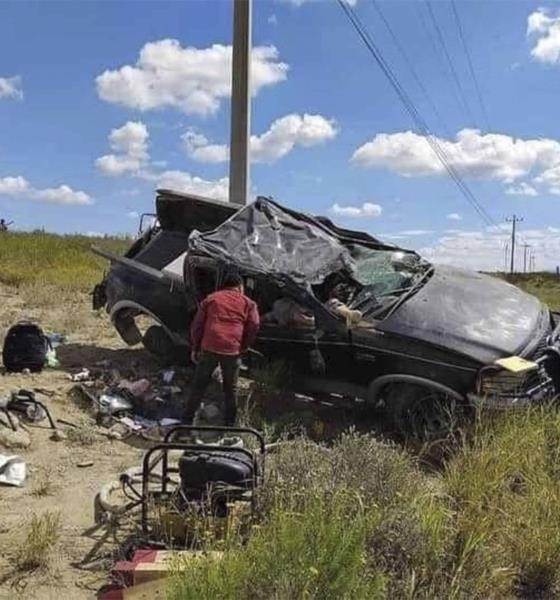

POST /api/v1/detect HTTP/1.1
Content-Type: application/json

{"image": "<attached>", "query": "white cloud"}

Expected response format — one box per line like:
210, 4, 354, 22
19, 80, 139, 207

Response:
398, 229, 433, 236
153, 170, 229, 201
0, 176, 29, 195
268, 14, 278, 25
352, 128, 560, 183
96, 40, 288, 116
0, 176, 92, 205
527, 8, 560, 64
330, 202, 382, 218
97, 122, 231, 201
447, 213, 463, 221
418, 226, 560, 271
0, 76, 22, 100
183, 130, 228, 163
505, 182, 538, 197
184, 113, 338, 164
96, 121, 149, 176
127, 211, 139, 219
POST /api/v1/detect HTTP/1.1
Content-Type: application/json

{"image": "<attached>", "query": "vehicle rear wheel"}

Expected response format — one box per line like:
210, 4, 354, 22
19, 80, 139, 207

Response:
143, 325, 175, 362
382, 382, 460, 441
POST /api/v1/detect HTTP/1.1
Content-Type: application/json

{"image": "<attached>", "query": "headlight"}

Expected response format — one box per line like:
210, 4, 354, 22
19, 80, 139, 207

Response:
475, 364, 552, 407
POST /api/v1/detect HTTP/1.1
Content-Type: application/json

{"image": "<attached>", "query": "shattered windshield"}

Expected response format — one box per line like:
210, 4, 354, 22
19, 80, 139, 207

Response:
351, 247, 430, 293
345, 246, 432, 319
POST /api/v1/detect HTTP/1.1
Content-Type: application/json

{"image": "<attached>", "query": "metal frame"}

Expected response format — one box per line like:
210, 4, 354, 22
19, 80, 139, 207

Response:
141, 425, 265, 537
1, 389, 57, 432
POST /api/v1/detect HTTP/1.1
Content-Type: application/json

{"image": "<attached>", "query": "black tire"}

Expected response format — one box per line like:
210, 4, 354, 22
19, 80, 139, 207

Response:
382, 382, 460, 441
143, 325, 175, 361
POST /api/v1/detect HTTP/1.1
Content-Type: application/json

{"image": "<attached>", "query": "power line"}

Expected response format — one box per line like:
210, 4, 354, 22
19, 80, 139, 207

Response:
369, 0, 452, 137
424, 0, 477, 127
450, 0, 492, 134
336, 0, 496, 228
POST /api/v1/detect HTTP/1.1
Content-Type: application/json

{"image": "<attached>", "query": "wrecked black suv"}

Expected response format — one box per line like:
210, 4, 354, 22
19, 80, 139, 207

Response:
93, 189, 560, 438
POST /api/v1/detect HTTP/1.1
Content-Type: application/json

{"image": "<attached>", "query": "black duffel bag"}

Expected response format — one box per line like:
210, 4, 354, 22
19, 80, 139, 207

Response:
2, 322, 48, 373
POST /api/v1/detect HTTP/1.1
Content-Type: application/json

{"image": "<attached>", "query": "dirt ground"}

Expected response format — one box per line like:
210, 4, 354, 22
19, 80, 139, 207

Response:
0, 283, 371, 600
0, 284, 177, 600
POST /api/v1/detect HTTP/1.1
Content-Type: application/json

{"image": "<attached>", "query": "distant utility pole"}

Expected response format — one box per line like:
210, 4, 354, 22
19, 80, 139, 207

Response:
521, 243, 532, 273
506, 214, 523, 274
228, 0, 252, 206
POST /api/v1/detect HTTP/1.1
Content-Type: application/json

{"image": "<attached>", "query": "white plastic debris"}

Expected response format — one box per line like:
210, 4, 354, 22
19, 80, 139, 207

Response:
0, 454, 26, 487
162, 369, 175, 384
67, 368, 91, 382
159, 417, 181, 427
45, 347, 59, 368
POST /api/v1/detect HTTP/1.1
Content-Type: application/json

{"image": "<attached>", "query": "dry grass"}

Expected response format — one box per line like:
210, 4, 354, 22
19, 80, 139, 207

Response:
30, 468, 56, 497
14, 511, 62, 572
65, 423, 98, 446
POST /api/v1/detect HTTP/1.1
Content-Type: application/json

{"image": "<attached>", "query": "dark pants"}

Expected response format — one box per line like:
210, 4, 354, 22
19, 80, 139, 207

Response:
184, 351, 240, 426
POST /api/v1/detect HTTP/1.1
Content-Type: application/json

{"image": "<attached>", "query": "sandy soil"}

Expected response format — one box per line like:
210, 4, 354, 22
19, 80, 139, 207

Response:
0, 284, 172, 600
0, 283, 368, 600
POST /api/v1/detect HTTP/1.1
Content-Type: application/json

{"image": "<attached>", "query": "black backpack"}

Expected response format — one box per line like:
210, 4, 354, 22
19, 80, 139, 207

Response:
2, 322, 48, 373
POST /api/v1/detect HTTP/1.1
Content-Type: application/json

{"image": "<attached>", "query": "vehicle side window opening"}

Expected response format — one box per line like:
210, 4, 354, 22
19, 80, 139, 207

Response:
191, 265, 218, 303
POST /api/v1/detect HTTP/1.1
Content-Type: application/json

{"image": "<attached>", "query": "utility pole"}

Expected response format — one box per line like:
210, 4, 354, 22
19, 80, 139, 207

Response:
530, 252, 536, 273
506, 215, 523, 274
228, 0, 252, 206
521, 243, 532, 273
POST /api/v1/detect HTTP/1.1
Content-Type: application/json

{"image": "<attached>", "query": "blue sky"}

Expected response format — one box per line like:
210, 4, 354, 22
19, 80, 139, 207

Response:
2, 0, 560, 270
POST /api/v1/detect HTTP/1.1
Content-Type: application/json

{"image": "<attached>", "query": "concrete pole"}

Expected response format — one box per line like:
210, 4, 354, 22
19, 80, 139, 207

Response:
506, 215, 523, 274
228, 0, 252, 206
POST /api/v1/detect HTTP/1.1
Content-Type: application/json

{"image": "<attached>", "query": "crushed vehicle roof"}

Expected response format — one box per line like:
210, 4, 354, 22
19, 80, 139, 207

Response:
185, 197, 401, 286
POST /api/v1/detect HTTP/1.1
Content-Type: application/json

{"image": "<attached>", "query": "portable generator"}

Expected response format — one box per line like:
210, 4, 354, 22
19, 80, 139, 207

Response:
98, 426, 265, 545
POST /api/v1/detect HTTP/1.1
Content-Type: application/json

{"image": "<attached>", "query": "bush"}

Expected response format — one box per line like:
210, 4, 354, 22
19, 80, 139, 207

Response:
15, 511, 61, 572
167, 492, 387, 600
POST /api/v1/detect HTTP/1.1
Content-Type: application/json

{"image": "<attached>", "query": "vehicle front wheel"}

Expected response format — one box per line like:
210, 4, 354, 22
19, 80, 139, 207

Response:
381, 382, 461, 442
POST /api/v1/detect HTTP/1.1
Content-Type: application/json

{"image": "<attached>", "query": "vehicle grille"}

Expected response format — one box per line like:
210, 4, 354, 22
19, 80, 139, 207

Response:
480, 363, 553, 405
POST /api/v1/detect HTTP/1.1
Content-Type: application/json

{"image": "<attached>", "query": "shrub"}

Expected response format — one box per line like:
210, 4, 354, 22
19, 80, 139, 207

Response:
15, 511, 61, 572
167, 492, 387, 600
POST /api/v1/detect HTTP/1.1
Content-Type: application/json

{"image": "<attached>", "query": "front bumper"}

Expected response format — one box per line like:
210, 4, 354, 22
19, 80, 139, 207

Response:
470, 315, 560, 409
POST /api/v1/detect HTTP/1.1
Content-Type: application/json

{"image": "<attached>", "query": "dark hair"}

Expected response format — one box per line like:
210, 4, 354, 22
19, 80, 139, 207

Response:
222, 270, 243, 289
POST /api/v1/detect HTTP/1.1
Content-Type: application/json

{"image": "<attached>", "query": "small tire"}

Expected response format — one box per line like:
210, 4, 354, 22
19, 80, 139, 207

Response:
143, 325, 175, 361
381, 382, 459, 441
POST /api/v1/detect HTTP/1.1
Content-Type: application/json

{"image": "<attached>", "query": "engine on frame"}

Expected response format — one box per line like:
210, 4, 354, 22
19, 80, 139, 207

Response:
96, 426, 265, 546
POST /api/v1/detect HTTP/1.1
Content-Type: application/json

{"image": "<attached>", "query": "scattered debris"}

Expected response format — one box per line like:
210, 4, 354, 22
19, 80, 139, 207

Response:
50, 429, 67, 442
46, 332, 66, 348
161, 369, 175, 384
67, 368, 92, 382
77, 461, 94, 468
0, 454, 26, 486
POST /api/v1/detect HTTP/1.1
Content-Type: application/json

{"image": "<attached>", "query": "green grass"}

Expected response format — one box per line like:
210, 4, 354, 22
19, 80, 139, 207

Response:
169, 418, 560, 599
500, 272, 560, 311
0, 231, 129, 290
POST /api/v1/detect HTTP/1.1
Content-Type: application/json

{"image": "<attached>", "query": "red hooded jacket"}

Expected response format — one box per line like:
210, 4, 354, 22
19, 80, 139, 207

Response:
190, 288, 260, 356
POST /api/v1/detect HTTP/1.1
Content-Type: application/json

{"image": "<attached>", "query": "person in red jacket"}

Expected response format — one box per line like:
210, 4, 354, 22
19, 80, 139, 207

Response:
184, 270, 260, 426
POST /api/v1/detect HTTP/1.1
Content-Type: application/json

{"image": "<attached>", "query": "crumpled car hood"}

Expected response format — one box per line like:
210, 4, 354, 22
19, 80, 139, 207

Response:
378, 265, 548, 364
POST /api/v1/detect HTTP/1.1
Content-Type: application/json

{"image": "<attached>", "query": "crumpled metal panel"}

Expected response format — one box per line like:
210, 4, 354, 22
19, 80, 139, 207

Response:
188, 198, 356, 286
